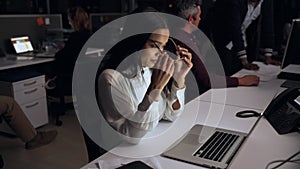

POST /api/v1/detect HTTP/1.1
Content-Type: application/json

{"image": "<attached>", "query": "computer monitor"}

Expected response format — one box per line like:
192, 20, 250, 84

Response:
281, 18, 300, 69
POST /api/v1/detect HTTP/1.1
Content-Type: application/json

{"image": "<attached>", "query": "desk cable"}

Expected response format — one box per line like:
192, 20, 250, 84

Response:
44, 76, 57, 90
265, 150, 300, 169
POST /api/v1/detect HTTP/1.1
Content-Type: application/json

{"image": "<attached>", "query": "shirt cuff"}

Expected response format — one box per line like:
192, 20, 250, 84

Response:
264, 48, 273, 57
170, 82, 185, 103
237, 50, 247, 59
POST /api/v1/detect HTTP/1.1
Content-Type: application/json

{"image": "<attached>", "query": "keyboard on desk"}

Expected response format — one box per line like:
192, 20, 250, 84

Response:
35, 52, 55, 58
18, 52, 36, 57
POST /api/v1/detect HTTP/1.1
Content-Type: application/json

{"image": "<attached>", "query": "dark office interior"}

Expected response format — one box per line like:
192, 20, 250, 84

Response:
0, 0, 299, 52
0, 0, 300, 169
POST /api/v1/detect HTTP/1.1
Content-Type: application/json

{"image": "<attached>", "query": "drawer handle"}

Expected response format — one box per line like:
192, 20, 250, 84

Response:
25, 102, 39, 108
24, 88, 38, 94
23, 80, 37, 86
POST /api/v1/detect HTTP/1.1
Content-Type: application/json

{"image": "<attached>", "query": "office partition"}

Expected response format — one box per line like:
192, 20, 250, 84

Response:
0, 14, 62, 54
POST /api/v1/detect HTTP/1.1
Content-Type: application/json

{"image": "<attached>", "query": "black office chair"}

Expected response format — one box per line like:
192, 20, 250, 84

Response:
0, 154, 3, 169
0, 117, 3, 168
46, 73, 73, 126
82, 129, 107, 162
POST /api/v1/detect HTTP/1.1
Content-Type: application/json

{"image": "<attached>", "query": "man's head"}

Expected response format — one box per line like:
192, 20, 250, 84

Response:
174, 0, 202, 27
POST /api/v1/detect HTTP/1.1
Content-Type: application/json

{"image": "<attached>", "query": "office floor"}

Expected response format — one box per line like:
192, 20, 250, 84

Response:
0, 109, 89, 169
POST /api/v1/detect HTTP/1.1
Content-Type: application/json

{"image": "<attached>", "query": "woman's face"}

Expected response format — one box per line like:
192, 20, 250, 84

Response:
141, 28, 170, 68
68, 16, 74, 29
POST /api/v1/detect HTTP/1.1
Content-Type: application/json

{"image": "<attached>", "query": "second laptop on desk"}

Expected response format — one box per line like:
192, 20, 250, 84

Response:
10, 36, 55, 58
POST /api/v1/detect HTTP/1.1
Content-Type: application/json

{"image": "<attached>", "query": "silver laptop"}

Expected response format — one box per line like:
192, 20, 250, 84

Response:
280, 19, 300, 69
10, 36, 55, 58
162, 124, 247, 169
277, 19, 300, 81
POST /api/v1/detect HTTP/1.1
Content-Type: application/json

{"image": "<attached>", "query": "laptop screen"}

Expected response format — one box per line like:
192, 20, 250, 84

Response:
10, 36, 34, 54
281, 19, 300, 69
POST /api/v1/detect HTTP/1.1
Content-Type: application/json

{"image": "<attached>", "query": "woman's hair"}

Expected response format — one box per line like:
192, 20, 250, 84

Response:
98, 11, 169, 78
67, 6, 90, 31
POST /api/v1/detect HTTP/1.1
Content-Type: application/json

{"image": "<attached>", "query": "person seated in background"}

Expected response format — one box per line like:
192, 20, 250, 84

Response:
171, 0, 259, 95
210, 0, 281, 76
97, 11, 193, 143
0, 95, 57, 150
54, 6, 91, 77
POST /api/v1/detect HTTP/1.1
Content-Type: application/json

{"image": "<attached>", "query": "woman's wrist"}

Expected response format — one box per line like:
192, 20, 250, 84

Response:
174, 79, 185, 89
138, 94, 154, 111
146, 88, 162, 102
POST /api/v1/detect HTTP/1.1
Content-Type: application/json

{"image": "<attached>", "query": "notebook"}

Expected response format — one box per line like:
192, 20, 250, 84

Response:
10, 36, 55, 58
162, 124, 247, 169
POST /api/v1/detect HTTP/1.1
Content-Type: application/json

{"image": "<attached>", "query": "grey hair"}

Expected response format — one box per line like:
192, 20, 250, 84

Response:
177, 3, 198, 20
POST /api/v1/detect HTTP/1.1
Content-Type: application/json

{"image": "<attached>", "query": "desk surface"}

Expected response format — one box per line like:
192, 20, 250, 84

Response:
229, 117, 300, 169
199, 62, 285, 110
0, 57, 54, 71
81, 62, 300, 169
81, 101, 260, 169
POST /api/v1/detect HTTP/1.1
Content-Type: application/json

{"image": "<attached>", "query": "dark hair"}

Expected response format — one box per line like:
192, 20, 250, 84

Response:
67, 6, 89, 31
98, 12, 168, 78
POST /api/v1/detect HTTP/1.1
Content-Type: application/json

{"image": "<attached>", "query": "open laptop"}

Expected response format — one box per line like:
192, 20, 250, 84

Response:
10, 36, 55, 58
162, 124, 247, 169
277, 19, 300, 81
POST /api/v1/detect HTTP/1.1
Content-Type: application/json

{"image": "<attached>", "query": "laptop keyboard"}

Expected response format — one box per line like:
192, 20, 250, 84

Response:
193, 131, 239, 162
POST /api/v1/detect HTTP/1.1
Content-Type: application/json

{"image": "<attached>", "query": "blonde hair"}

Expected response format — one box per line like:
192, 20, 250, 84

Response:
68, 6, 90, 31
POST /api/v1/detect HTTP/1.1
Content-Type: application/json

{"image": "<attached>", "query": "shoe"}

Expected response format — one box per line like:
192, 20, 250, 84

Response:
25, 130, 58, 150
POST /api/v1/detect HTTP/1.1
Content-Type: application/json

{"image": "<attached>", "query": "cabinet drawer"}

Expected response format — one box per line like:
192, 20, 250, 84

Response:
13, 75, 45, 92
0, 97, 49, 134
20, 97, 49, 128
14, 85, 46, 104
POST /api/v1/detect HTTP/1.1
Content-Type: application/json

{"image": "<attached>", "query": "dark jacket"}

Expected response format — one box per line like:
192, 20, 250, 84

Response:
173, 28, 238, 95
54, 29, 91, 75
211, 0, 274, 59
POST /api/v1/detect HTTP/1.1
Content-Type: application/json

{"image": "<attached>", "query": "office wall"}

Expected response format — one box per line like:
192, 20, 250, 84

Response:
89, 13, 126, 33
0, 14, 62, 54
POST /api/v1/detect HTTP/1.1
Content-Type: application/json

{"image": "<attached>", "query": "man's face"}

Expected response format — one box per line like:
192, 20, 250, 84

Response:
190, 5, 201, 27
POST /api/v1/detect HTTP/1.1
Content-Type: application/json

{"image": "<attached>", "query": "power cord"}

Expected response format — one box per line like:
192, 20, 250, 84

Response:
265, 150, 300, 169
44, 76, 57, 90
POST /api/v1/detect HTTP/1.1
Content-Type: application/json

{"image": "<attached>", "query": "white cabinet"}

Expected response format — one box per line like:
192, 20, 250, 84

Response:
0, 73, 48, 134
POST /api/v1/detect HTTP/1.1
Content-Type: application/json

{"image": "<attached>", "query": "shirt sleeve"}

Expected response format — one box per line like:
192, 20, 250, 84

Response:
162, 82, 185, 121
226, 0, 247, 59
98, 69, 185, 143
98, 69, 149, 142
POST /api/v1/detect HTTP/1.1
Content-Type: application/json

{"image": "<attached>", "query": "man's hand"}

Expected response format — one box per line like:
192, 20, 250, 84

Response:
265, 56, 281, 66
238, 75, 260, 86
243, 63, 259, 70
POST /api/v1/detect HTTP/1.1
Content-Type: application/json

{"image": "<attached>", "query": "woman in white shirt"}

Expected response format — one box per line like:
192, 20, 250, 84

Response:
97, 12, 193, 143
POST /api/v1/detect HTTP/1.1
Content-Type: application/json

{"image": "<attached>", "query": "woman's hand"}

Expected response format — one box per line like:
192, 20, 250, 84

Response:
173, 46, 193, 88
147, 53, 174, 101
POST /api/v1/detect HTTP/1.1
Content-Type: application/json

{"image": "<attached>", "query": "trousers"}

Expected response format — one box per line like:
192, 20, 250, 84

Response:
0, 95, 36, 142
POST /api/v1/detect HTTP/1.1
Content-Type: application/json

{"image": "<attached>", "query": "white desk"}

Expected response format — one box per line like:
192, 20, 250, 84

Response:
199, 62, 285, 110
81, 62, 300, 169
0, 57, 54, 71
81, 100, 260, 169
229, 117, 300, 169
